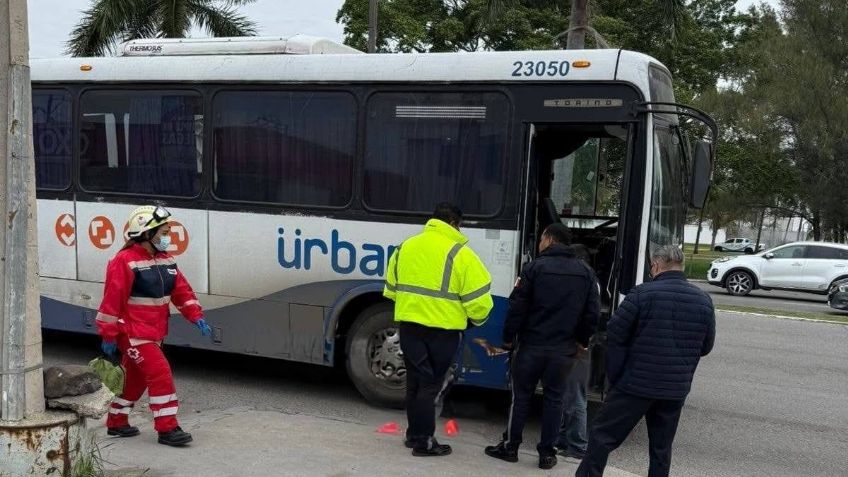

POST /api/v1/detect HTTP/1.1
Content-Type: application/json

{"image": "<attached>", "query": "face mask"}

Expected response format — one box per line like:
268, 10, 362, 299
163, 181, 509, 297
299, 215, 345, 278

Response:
154, 235, 171, 252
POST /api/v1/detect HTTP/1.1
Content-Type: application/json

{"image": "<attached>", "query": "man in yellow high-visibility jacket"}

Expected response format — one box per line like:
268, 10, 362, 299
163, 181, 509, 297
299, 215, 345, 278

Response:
384, 202, 493, 457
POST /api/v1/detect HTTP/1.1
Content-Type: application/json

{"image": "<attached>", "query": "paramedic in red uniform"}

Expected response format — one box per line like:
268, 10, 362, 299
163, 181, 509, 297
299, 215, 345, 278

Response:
96, 205, 212, 447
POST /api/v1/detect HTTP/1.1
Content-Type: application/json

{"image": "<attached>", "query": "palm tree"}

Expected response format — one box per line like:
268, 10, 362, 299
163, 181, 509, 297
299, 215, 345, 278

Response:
486, 0, 685, 49
67, 0, 258, 57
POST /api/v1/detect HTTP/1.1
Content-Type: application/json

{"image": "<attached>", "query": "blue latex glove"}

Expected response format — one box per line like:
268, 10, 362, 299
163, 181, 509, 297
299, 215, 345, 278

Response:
196, 318, 213, 337
101, 341, 118, 358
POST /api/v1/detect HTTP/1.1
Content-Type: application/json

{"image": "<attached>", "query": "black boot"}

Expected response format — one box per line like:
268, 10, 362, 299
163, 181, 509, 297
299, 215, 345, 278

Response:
411, 437, 452, 457
484, 441, 519, 463
539, 453, 558, 470
158, 426, 193, 447
107, 425, 140, 438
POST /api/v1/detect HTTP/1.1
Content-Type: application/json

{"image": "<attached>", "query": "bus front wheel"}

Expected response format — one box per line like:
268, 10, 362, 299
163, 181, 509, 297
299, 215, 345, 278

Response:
345, 303, 406, 408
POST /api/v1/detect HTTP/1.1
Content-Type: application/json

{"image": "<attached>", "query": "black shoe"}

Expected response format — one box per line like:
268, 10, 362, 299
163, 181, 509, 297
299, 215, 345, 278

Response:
561, 449, 586, 460
484, 441, 519, 463
106, 425, 140, 438
158, 426, 193, 447
412, 438, 452, 457
404, 439, 414, 449
539, 454, 557, 470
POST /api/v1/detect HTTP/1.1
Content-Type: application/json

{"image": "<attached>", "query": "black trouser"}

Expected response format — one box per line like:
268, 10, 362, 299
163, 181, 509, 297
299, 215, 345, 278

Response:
576, 389, 686, 477
504, 346, 576, 456
399, 322, 461, 445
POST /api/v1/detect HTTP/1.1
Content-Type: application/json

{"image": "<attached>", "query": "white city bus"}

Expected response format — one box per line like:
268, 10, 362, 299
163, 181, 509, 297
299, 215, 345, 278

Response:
31, 36, 715, 407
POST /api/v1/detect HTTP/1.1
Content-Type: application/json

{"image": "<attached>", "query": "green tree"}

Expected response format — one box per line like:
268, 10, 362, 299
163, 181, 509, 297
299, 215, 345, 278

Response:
67, 0, 258, 57
738, 1, 848, 241
337, 0, 749, 96
336, 0, 569, 52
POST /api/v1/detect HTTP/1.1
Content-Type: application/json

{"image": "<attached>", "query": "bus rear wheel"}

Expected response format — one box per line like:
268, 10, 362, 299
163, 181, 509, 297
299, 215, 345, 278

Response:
345, 303, 406, 408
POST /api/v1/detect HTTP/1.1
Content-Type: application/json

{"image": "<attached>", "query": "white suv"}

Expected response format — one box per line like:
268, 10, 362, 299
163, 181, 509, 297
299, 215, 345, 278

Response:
713, 237, 765, 254
708, 242, 848, 296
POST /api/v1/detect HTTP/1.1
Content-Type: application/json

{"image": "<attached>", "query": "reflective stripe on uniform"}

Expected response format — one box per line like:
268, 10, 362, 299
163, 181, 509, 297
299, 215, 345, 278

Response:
109, 407, 131, 415
176, 299, 199, 309
395, 284, 460, 300
152, 407, 179, 418
96, 312, 119, 323
440, 243, 464, 290
148, 393, 178, 405
113, 397, 134, 407
128, 257, 176, 270
461, 283, 491, 302
128, 296, 171, 306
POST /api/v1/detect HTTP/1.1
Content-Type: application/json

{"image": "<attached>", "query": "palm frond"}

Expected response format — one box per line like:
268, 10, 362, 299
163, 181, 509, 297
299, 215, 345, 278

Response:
122, 1, 160, 42
189, 1, 258, 37
158, 0, 192, 38
66, 0, 141, 56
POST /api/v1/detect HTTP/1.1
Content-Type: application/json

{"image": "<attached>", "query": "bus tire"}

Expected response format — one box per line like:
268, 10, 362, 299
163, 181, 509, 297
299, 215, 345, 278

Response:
345, 302, 406, 409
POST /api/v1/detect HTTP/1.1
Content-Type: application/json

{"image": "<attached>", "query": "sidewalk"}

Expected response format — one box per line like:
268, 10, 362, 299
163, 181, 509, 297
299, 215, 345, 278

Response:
97, 406, 638, 477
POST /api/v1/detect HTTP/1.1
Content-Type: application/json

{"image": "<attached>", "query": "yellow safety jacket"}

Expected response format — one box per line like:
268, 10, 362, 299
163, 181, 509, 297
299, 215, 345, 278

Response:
384, 219, 494, 330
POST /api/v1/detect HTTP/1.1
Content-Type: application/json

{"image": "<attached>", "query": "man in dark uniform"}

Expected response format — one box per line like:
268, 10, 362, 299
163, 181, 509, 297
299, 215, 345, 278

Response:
485, 223, 600, 470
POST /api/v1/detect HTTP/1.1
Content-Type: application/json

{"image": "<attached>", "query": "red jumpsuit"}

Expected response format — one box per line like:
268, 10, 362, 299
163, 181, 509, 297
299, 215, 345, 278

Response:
96, 244, 203, 433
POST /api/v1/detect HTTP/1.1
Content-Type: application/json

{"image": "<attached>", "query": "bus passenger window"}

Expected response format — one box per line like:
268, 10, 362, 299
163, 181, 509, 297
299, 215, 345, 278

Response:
79, 90, 202, 197
33, 90, 73, 190
212, 91, 356, 207
363, 92, 510, 216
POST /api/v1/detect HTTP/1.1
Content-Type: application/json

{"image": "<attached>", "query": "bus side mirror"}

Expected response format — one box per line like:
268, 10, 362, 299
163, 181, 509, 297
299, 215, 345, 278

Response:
689, 140, 713, 209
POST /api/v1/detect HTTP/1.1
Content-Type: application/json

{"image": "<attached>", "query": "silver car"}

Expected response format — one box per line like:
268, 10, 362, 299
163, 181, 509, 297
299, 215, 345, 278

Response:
714, 238, 765, 254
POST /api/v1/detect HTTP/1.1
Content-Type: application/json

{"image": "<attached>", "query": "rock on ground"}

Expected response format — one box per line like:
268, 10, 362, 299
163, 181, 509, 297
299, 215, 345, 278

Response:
44, 365, 102, 398
47, 384, 114, 418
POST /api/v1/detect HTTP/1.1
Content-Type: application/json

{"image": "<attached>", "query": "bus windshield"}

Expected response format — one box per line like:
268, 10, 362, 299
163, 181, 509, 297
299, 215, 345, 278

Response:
549, 132, 626, 230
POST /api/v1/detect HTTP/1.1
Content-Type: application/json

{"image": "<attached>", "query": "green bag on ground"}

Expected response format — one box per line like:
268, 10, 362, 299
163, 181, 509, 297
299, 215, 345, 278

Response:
89, 357, 124, 395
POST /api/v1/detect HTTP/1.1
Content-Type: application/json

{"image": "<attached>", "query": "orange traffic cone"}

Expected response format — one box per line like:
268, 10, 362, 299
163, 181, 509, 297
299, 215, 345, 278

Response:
444, 419, 459, 437
377, 422, 402, 434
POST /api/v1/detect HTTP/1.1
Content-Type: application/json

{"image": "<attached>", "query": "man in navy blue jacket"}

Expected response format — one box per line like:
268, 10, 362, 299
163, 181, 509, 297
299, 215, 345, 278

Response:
486, 223, 600, 470
576, 245, 716, 477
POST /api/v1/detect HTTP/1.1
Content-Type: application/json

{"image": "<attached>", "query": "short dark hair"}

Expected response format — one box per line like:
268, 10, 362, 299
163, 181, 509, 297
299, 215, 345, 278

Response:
543, 223, 572, 245
433, 202, 463, 225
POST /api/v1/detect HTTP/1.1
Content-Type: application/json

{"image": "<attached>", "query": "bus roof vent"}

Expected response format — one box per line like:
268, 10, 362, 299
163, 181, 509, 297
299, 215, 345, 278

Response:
119, 35, 363, 57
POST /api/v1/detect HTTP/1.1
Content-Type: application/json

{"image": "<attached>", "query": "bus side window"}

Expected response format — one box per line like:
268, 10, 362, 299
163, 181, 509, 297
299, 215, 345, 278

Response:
79, 90, 203, 197
33, 89, 73, 190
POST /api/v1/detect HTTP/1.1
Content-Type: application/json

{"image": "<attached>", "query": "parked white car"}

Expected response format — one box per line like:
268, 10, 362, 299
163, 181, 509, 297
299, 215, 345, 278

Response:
708, 242, 848, 296
713, 237, 765, 254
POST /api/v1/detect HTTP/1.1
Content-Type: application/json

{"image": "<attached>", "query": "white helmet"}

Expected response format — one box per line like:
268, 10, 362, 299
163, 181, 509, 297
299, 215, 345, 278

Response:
125, 205, 172, 239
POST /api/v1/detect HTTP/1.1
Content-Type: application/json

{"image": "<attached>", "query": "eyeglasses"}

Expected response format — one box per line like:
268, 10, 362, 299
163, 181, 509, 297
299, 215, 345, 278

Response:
144, 206, 171, 227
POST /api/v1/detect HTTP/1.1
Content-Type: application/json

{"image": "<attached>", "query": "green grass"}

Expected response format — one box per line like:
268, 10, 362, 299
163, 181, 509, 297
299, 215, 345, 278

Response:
684, 243, 734, 259
684, 256, 713, 280
716, 304, 848, 324
683, 243, 736, 280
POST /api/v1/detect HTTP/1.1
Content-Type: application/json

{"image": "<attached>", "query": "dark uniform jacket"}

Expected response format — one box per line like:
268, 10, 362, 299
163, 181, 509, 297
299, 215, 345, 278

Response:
606, 270, 716, 400
503, 244, 600, 354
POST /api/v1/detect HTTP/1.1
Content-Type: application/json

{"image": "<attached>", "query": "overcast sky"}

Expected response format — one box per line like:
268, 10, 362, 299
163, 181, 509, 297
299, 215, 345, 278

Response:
27, 0, 781, 59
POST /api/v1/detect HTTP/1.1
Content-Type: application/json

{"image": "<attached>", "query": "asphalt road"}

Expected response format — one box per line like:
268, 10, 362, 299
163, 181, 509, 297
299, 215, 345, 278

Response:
43, 312, 848, 477
693, 280, 846, 316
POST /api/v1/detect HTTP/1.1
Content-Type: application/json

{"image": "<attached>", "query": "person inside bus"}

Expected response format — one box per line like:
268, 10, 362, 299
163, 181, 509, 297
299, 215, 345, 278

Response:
485, 223, 600, 470
96, 205, 213, 447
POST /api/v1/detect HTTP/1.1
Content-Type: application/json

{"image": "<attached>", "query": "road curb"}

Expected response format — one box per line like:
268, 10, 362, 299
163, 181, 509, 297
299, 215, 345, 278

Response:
717, 308, 848, 326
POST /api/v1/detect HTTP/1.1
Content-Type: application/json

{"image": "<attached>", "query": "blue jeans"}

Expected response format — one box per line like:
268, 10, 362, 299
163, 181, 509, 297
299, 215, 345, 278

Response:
557, 355, 589, 454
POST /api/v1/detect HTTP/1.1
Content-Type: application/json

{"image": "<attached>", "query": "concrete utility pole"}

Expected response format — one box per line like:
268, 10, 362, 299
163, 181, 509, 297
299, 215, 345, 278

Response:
368, 0, 378, 53
0, 0, 44, 421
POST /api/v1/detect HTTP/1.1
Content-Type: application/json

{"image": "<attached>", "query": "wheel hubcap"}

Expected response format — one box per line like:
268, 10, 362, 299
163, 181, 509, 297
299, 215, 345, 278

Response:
728, 273, 751, 294
367, 327, 405, 386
